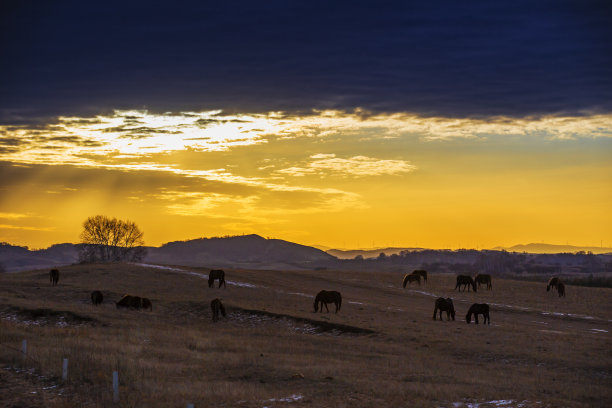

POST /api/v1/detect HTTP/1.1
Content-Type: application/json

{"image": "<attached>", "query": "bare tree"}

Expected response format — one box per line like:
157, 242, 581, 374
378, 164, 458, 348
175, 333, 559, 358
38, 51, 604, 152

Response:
79, 215, 146, 263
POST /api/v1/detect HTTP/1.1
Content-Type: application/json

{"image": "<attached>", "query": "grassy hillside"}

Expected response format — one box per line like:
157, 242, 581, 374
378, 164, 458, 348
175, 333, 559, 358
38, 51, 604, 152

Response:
1, 264, 611, 407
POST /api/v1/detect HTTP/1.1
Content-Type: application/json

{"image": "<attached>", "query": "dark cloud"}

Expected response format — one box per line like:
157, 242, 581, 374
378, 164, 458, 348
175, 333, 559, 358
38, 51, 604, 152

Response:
1, 0, 611, 124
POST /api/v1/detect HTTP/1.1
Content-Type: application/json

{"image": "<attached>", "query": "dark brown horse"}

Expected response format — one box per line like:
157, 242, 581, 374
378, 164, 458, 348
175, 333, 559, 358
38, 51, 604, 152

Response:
474, 274, 492, 290
141, 297, 153, 311
116, 294, 142, 310
433, 297, 455, 321
91, 290, 103, 306
402, 273, 421, 287
547, 277, 560, 292
211, 298, 226, 322
314, 290, 342, 313
466, 303, 490, 324
557, 282, 565, 297
412, 269, 427, 283
455, 275, 477, 292
208, 269, 226, 288
49, 269, 59, 286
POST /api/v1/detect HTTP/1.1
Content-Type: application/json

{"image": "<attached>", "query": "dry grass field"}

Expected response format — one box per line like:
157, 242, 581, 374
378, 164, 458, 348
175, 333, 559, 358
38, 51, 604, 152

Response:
1, 263, 611, 407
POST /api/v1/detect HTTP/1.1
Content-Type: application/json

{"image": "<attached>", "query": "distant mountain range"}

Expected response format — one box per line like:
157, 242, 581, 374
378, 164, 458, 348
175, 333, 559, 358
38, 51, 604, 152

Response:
1, 236, 609, 273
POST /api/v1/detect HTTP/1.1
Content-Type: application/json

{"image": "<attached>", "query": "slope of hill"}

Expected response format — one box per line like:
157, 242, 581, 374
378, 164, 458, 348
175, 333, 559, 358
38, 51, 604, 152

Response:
494, 243, 612, 254
327, 247, 423, 259
145, 234, 336, 269
0, 243, 77, 272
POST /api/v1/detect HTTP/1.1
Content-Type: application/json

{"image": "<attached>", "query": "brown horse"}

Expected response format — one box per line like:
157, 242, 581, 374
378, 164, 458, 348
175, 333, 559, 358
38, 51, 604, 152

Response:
455, 275, 477, 292
49, 269, 59, 286
116, 294, 142, 310
91, 290, 103, 306
402, 273, 421, 287
547, 277, 560, 292
211, 298, 226, 322
314, 290, 342, 313
557, 282, 565, 297
433, 297, 455, 321
141, 297, 153, 311
474, 274, 492, 290
466, 303, 490, 324
412, 269, 427, 283
208, 269, 226, 288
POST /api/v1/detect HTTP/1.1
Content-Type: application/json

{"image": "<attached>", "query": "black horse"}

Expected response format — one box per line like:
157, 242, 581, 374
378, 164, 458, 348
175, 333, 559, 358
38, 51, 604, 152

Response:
547, 277, 560, 292
116, 294, 142, 310
433, 297, 455, 321
91, 290, 103, 306
466, 303, 490, 324
49, 269, 59, 286
474, 274, 492, 290
412, 269, 427, 283
208, 269, 226, 288
314, 290, 342, 313
402, 273, 421, 287
557, 282, 565, 297
455, 275, 477, 292
211, 298, 226, 322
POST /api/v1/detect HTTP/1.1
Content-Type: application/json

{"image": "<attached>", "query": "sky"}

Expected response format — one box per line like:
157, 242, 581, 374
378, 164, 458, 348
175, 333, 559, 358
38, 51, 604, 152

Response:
1, 1, 611, 250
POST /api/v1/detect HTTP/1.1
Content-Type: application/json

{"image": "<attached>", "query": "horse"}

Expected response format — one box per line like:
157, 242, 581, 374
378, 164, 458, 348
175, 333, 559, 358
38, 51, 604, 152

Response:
208, 269, 226, 288
91, 290, 103, 306
433, 297, 455, 321
211, 298, 226, 322
412, 269, 427, 283
49, 269, 59, 286
116, 294, 142, 310
547, 277, 560, 292
557, 282, 565, 297
141, 297, 153, 311
313, 290, 342, 313
402, 273, 421, 287
466, 303, 490, 324
455, 275, 477, 292
474, 274, 492, 290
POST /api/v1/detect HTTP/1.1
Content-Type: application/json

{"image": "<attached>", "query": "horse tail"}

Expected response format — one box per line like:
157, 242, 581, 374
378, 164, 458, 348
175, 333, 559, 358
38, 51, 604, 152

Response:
337, 294, 342, 311
402, 275, 408, 288
313, 296, 319, 312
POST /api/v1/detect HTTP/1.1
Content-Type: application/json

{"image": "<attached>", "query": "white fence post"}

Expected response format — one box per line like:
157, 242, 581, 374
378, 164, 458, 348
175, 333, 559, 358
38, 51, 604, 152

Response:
112, 371, 119, 403
62, 358, 68, 381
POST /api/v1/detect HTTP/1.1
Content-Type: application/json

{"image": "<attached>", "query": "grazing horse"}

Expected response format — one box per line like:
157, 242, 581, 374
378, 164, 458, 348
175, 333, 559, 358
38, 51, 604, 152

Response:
141, 297, 153, 311
49, 269, 59, 286
466, 303, 490, 324
433, 297, 455, 321
211, 298, 226, 322
402, 273, 421, 287
412, 269, 427, 283
314, 290, 342, 313
91, 290, 103, 306
547, 277, 560, 292
557, 282, 565, 297
474, 274, 492, 290
208, 269, 226, 288
116, 294, 142, 310
455, 275, 477, 292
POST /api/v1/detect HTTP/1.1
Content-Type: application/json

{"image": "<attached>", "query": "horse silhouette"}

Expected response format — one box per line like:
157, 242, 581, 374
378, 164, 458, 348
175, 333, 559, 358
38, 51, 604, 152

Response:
547, 277, 560, 292
557, 282, 565, 297
402, 273, 421, 287
455, 275, 477, 292
91, 290, 103, 306
49, 269, 59, 286
474, 274, 492, 290
314, 290, 342, 313
412, 269, 427, 283
466, 303, 490, 324
211, 298, 226, 322
433, 297, 455, 321
141, 297, 153, 311
208, 269, 226, 288
116, 294, 142, 310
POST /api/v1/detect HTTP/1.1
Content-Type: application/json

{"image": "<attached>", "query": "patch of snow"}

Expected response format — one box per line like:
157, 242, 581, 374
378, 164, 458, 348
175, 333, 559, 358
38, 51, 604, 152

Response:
348, 301, 365, 305
407, 290, 438, 297
590, 328, 608, 333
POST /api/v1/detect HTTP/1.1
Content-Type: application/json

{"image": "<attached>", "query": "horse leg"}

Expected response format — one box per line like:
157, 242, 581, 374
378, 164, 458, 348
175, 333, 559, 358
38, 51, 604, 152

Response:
474, 314, 479, 324
433, 307, 438, 320
324, 302, 329, 313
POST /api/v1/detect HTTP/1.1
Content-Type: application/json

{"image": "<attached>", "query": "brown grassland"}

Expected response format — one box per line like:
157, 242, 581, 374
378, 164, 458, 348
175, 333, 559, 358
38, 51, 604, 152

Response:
1, 263, 611, 407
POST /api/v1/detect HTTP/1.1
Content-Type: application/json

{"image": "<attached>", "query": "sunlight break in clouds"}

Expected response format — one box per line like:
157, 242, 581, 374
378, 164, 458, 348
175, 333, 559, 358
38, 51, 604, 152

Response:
276, 154, 416, 177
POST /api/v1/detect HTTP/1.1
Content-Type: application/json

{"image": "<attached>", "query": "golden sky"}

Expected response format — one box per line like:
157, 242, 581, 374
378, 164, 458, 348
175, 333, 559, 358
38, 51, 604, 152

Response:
1, 110, 611, 250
